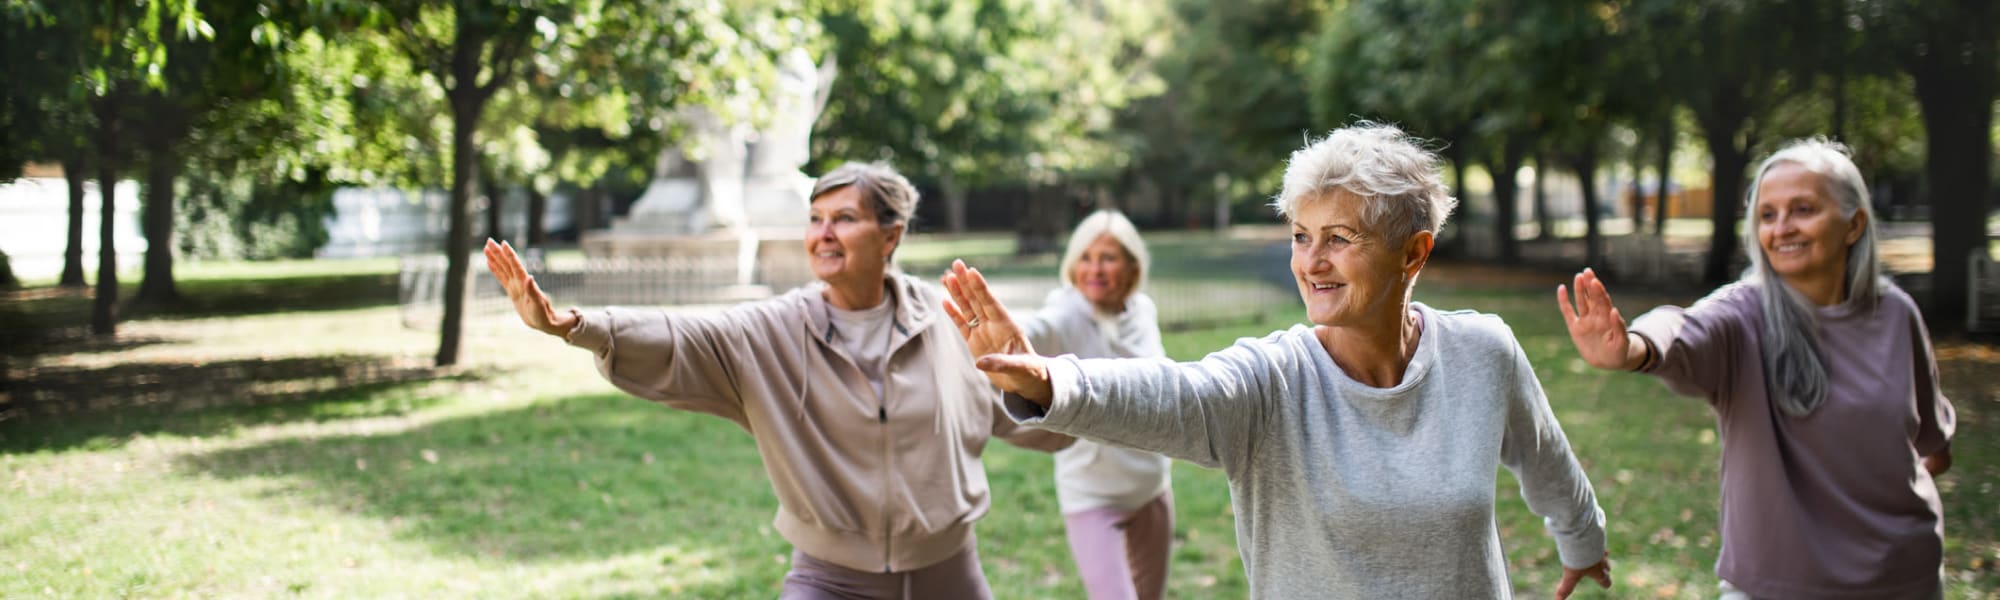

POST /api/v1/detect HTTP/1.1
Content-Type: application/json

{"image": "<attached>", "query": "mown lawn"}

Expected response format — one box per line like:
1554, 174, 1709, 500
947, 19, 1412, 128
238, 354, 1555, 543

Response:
2, 252, 1994, 599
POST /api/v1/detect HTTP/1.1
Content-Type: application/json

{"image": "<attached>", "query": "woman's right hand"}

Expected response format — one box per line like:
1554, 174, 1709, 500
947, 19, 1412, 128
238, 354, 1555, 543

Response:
1557, 268, 1640, 371
484, 238, 577, 337
941, 259, 1056, 405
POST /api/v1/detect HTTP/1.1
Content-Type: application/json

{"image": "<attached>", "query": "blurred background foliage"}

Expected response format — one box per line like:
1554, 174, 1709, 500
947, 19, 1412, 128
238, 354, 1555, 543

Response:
1, 0, 1995, 344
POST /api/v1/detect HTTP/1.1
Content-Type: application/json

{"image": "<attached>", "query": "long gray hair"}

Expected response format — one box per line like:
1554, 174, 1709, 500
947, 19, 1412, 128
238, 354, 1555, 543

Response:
1740, 138, 1882, 417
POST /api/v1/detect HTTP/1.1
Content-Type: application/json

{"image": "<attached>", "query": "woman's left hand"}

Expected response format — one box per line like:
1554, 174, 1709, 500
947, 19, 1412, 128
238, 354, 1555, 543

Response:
1555, 555, 1612, 599
941, 260, 1034, 358
941, 260, 1056, 403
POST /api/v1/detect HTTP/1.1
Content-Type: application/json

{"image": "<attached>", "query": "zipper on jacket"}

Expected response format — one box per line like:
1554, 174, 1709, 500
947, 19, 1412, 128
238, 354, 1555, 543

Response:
881, 396, 893, 571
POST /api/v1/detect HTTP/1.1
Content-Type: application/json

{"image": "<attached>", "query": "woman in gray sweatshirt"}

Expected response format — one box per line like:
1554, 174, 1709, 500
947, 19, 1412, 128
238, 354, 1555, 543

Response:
485, 162, 1071, 600
1558, 138, 1954, 599
941, 123, 1613, 599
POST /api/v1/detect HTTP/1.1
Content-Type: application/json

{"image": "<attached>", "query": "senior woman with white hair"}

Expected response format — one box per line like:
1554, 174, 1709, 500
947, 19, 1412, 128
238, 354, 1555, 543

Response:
1013, 209, 1175, 600
484, 162, 1072, 599
940, 123, 1613, 599
1557, 138, 1955, 599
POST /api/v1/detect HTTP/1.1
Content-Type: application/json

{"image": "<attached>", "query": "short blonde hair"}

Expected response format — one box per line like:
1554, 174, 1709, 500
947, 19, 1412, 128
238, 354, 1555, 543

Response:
1058, 209, 1150, 299
1272, 122, 1457, 242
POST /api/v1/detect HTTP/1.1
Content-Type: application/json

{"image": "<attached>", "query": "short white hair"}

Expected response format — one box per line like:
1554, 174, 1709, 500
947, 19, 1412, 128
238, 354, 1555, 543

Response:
1057, 209, 1150, 297
1272, 122, 1457, 242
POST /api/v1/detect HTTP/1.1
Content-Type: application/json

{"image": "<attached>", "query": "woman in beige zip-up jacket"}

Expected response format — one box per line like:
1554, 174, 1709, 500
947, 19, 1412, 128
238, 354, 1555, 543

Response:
485, 162, 1071, 600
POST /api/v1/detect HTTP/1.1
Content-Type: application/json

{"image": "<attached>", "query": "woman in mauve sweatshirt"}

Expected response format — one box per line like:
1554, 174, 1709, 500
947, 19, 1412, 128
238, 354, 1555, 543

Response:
1558, 138, 1954, 600
484, 162, 1070, 600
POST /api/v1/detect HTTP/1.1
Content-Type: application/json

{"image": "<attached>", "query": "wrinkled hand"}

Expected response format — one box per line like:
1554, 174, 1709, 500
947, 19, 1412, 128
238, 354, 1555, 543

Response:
1555, 555, 1612, 599
1557, 268, 1636, 371
941, 260, 1054, 403
484, 238, 576, 337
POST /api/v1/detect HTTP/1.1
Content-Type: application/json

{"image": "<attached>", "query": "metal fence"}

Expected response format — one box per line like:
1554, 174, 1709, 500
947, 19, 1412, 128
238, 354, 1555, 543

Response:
397, 251, 1295, 332
1971, 250, 2000, 332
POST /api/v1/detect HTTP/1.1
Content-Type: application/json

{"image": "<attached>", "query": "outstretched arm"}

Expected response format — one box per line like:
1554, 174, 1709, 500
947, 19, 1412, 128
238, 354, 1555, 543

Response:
941, 259, 1055, 403
1556, 268, 1649, 372
484, 238, 578, 337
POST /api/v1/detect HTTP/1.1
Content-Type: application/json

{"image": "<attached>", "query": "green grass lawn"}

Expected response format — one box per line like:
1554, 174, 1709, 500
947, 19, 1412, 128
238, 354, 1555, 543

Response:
2, 255, 1995, 599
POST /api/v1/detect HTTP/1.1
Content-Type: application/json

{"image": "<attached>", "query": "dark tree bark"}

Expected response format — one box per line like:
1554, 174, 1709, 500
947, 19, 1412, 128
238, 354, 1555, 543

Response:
481, 158, 502, 243
1532, 153, 1553, 241
60, 156, 89, 288
1904, 0, 1997, 333
91, 96, 120, 336
1570, 143, 1606, 270
1694, 90, 1755, 285
135, 139, 182, 306
1487, 138, 1527, 263
1441, 141, 1471, 256
526, 186, 547, 246
1628, 150, 1646, 231
940, 170, 968, 233
1653, 117, 1674, 236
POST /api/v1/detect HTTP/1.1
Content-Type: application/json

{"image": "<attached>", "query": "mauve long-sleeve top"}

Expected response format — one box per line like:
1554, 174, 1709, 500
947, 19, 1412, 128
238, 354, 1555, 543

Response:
1629, 281, 1955, 600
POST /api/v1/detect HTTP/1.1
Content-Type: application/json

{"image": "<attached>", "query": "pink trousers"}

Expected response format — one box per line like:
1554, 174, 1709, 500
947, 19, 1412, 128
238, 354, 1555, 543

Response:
1062, 491, 1175, 600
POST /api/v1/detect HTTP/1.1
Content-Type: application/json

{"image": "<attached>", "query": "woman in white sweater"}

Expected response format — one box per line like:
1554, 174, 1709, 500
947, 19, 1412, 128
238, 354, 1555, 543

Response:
940, 123, 1614, 599
1015, 209, 1174, 600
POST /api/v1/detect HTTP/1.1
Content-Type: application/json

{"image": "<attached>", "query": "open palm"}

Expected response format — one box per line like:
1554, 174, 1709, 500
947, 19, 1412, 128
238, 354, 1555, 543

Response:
941, 260, 1054, 402
1556, 268, 1632, 371
484, 239, 575, 337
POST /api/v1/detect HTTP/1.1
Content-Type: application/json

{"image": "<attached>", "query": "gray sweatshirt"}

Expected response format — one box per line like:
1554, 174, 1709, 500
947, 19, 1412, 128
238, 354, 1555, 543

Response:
1005, 303, 1607, 599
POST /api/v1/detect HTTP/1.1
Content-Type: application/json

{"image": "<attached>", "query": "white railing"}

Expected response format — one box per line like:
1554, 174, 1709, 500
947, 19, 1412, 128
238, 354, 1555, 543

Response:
397, 252, 1294, 332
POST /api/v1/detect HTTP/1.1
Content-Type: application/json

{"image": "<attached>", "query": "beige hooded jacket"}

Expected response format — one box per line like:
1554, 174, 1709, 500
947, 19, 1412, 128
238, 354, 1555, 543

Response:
564, 272, 1071, 572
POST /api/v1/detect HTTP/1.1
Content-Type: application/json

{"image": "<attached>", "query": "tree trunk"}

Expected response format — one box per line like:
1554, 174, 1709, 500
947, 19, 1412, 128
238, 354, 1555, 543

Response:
93, 161, 119, 336
1700, 130, 1750, 285
526, 186, 547, 246
136, 145, 181, 306
0, 250, 15, 289
1532, 153, 1553, 241
481, 158, 502, 243
1573, 146, 1606, 270
1213, 174, 1231, 231
1910, 24, 1996, 333
60, 156, 89, 287
1442, 143, 1470, 255
575, 182, 600, 233
1628, 149, 1646, 231
1488, 139, 1526, 263
91, 97, 120, 337
435, 22, 498, 367
1653, 117, 1674, 236
942, 171, 968, 233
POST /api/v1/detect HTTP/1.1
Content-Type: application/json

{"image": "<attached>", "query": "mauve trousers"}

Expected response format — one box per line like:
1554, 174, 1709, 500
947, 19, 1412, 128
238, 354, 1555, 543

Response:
1062, 491, 1174, 600
779, 541, 991, 600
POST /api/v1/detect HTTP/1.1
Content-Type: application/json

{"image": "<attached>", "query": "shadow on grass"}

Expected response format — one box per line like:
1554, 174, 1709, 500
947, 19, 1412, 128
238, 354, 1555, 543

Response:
131, 273, 400, 321
0, 273, 398, 355
174, 393, 792, 595
0, 354, 465, 453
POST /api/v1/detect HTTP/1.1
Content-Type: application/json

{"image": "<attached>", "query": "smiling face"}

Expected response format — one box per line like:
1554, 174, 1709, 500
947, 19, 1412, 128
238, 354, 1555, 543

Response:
1070, 233, 1137, 312
1289, 190, 1424, 328
1754, 162, 1863, 298
806, 186, 901, 290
